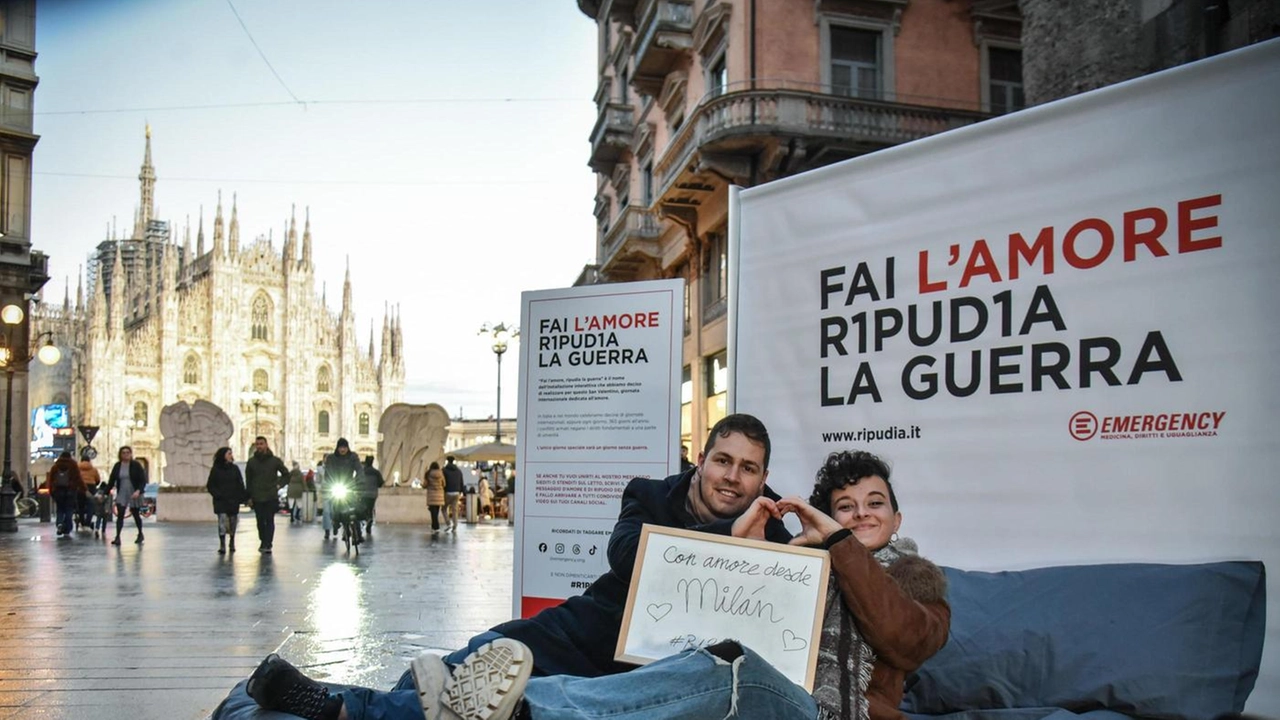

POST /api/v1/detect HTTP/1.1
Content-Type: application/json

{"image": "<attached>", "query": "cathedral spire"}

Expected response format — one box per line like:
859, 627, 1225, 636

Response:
381, 303, 391, 364
341, 256, 352, 315
283, 204, 297, 272
76, 268, 84, 313
109, 242, 125, 329
138, 124, 156, 233
197, 206, 206, 257
301, 207, 313, 271
395, 304, 403, 358
62, 279, 70, 314
182, 215, 192, 273
228, 193, 240, 258
92, 257, 108, 334
213, 190, 225, 256
369, 319, 376, 363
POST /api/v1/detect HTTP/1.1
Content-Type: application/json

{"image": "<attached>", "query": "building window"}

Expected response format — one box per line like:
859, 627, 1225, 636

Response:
251, 293, 271, 341
707, 53, 727, 97
316, 365, 332, 393
681, 365, 692, 448
641, 160, 654, 207
830, 26, 881, 99
701, 230, 728, 322
318, 410, 330, 435
134, 401, 149, 429
183, 354, 199, 385
4, 154, 27, 237
987, 47, 1025, 114
252, 369, 269, 392
359, 412, 370, 436
705, 351, 728, 432
617, 66, 629, 103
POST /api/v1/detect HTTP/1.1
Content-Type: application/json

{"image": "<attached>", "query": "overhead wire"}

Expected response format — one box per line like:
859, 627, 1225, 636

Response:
224, 0, 303, 105
33, 96, 585, 116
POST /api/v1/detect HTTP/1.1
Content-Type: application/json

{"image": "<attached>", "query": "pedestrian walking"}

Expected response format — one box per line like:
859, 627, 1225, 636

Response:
442, 455, 463, 532
477, 474, 493, 519
105, 446, 148, 546
361, 455, 384, 537
207, 447, 248, 554
47, 451, 85, 537
287, 461, 305, 524
424, 461, 445, 535
78, 450, 101, 531
244, 436, 289, 554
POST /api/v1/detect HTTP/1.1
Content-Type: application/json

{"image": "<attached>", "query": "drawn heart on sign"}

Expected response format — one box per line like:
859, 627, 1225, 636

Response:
782, 629, 807, 651
646, 603, 673, 622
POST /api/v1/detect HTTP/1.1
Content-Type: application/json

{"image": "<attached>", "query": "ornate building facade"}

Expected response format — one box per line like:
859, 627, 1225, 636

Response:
32, 130, 405, 481
573, 0, 1022, 453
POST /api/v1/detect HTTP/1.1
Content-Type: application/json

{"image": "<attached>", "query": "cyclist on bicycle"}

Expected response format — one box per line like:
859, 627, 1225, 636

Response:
322, 438, 364, 543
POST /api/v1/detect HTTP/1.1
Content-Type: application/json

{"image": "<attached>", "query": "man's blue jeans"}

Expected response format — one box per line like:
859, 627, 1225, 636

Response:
339, 642, 818, 720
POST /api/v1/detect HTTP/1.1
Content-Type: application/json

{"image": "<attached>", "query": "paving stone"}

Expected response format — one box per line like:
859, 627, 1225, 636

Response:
0, 517, 515, 720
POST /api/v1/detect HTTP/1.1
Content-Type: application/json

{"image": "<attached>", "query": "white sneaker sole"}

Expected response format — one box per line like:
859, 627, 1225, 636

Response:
411, 651, 452, 720
444, 638, 532, 720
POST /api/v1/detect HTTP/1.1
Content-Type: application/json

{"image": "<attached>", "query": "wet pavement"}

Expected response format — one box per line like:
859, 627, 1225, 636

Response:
0, 516, 515, 720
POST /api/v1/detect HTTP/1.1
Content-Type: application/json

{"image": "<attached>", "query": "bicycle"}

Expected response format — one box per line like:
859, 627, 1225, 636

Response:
15, 496, 37, 518
328, 480, 363, 554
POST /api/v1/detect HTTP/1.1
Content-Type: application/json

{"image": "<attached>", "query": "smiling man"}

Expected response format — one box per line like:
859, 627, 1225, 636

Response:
235, 414, 794, 720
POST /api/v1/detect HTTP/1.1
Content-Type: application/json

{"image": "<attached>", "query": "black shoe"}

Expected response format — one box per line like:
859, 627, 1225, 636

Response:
323, 531, 330, 541
135, 534, 144, 544
111, 537, 121, 546
246, 654, 342, 720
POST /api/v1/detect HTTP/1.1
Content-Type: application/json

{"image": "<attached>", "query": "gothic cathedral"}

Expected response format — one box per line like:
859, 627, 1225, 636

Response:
33, 129, 405, 481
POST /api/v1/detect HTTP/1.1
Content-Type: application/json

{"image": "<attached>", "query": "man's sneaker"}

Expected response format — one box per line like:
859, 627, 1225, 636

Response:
411, 651, 452, 720
442, 638, 532, 720
246, 653, 342, 720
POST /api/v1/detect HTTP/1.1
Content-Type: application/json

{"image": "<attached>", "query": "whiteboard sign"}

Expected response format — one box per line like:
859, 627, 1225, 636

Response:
616, 525, 830, 690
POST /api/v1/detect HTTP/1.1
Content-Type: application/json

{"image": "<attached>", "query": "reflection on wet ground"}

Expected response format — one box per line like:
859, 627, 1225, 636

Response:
0, 518, 514, 720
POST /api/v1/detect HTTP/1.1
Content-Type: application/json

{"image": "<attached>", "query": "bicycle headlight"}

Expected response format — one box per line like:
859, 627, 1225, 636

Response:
330, 483, 350, 500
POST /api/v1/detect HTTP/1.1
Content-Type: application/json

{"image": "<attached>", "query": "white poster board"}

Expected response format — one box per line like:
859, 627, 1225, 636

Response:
514, 280, 685, 618
731, 42, 1280, 714
616, 525, 830, 690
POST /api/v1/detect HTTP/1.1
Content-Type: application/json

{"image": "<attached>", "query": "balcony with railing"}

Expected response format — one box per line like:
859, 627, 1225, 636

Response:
599, 206, 663, 280
633, 0, 695, 91
589, 102, 636, 174
653, 81, 993, 195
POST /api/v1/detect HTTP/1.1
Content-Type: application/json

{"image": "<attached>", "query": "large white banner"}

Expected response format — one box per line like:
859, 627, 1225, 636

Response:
514, 280, 684, 618
733, 41, 1280, 713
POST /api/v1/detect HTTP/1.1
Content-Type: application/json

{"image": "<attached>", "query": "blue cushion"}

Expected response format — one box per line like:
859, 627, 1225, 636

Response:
902, 562, 1266, 720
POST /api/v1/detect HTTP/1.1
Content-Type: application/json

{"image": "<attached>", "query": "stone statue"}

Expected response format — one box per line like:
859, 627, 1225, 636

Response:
378, 403, 451, 485
159, 399, 235, 487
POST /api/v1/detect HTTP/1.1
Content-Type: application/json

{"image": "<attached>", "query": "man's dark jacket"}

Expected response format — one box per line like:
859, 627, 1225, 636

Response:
245, 451, 289, 503
443, 461, 464, 493
491, 468, 791, 678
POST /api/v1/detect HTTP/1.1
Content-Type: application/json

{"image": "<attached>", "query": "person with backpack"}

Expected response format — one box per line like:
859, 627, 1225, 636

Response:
47, 451, 85, 537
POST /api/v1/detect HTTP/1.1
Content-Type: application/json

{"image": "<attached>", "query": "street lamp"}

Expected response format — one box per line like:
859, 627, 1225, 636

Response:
0, 303, 63, 533
478, 322, 518, 444
240, 388, 274, 438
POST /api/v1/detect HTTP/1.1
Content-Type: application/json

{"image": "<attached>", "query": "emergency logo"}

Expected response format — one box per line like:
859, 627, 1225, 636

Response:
1070, 410, 1225, 441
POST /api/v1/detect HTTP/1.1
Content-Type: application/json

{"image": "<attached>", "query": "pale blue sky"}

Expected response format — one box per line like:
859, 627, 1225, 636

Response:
32, 0, 598, 419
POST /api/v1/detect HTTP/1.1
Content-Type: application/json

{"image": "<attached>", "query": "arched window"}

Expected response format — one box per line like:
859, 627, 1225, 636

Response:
253, 369, 269, 392
318, 410, 330, 435
134, 401, 149, 428
183, 354, 200, 384
359, 412, 370, 435
251, 293, 271, 341
316, 365, 331, 393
